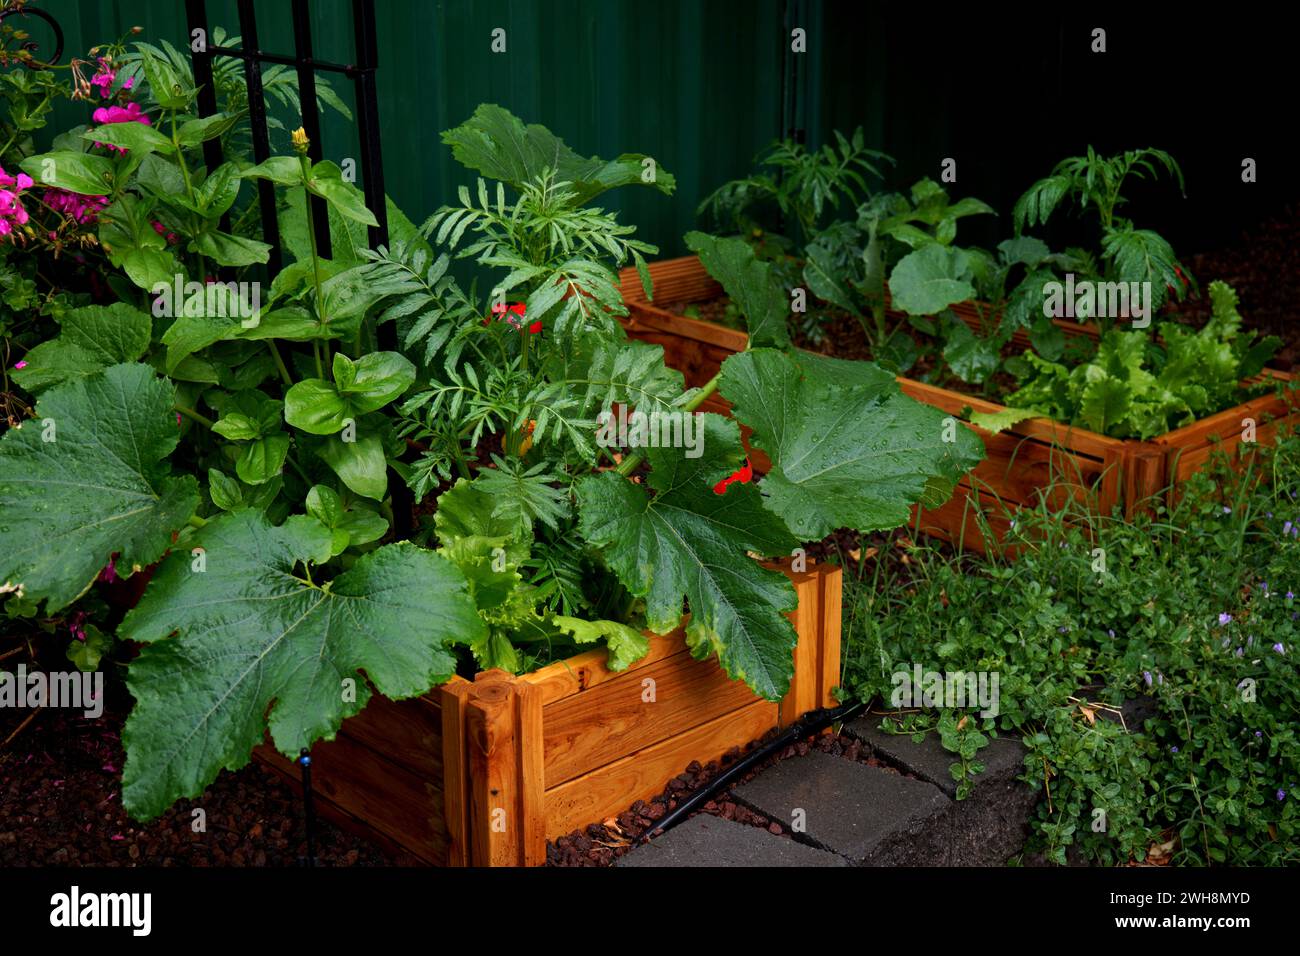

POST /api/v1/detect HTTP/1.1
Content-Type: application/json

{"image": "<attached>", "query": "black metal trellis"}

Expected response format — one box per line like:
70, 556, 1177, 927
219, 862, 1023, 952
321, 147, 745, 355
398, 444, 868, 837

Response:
0, 4, 64, 68
183, 0, 390, 278
185, 0, 411, 540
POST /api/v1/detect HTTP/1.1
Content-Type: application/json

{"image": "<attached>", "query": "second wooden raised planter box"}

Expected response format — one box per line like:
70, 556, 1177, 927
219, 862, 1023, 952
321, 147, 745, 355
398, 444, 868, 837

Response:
255, 561, 841, 866
620, 255, 1300, 553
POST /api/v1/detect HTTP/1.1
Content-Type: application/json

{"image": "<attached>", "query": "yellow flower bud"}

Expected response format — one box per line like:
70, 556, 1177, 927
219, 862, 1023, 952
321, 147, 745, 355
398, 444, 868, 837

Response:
291, 127, 310, 155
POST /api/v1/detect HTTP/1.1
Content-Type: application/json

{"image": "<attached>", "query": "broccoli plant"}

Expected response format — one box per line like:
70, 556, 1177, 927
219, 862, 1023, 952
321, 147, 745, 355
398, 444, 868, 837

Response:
0, 104, 983, 821
697, 128, 892, 345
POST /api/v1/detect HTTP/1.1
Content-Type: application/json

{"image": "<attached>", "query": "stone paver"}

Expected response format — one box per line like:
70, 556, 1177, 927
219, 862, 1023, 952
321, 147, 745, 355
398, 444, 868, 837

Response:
846, 717, 1026, 798
618, 813, 846, 867
846, 718, 1038, 864
733, 749, 951, 865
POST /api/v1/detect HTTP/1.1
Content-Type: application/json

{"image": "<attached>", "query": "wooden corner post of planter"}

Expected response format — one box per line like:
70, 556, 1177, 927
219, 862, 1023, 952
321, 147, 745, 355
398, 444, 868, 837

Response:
779, 561, 843, 725
1122, 442, 1170, 518
439, 671, 545, 867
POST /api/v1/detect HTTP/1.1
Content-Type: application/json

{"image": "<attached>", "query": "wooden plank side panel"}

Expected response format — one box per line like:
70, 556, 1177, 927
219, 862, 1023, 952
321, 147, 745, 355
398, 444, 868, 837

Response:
896, 378, 1127, 460
254, 730, 448, 865
540, 647, 763, 787
523, 632, 691, 707
911, 481, 1015, 557
338, 692, 443, 782
966, 428, 1107, 508
542, 699, 781, 841
620, 255, 723, 305
1156, 375, 1297, 451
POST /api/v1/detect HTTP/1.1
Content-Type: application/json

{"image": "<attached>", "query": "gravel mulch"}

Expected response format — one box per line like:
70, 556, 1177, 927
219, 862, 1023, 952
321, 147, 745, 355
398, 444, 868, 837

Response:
0, 694, 393, 867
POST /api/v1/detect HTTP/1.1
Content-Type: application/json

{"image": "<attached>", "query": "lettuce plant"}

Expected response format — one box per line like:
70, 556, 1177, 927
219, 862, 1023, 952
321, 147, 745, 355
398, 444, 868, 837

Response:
1006, 282, 1280, 438
0, 102, 983, 821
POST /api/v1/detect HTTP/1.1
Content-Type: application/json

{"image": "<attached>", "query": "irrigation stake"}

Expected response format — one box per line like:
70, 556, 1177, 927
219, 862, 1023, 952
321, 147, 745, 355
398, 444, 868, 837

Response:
297, 748, 317, 867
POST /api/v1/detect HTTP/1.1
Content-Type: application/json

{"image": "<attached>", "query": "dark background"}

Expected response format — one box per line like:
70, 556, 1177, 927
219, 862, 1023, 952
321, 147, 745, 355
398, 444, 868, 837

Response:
33, 1, 1299, 258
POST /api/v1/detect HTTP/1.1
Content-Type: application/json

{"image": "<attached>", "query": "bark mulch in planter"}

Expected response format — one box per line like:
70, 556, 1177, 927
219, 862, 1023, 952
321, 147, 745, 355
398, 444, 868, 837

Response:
0, 693, 392, 867
1165, 203, 1300, 367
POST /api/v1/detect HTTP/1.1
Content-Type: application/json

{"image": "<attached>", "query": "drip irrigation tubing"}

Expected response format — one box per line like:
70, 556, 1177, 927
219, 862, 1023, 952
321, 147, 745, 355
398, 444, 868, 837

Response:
638, 698, 867, 845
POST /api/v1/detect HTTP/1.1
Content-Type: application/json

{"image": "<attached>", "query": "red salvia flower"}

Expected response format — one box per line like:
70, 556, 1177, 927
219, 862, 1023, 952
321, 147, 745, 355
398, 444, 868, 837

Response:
713, 458, 753, 495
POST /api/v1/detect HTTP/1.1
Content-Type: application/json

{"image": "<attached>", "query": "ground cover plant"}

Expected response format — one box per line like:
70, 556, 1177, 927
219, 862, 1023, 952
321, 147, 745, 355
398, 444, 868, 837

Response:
0, 68, 984, 824
839, 435, 1300, 865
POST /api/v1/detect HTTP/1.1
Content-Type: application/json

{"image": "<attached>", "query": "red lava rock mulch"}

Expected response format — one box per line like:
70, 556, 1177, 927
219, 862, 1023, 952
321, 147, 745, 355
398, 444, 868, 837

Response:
0, 697, 393, 867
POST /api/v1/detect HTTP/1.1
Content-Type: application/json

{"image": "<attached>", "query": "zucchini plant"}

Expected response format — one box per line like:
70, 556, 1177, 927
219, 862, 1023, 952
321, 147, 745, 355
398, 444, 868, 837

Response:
0, 102, 983, 821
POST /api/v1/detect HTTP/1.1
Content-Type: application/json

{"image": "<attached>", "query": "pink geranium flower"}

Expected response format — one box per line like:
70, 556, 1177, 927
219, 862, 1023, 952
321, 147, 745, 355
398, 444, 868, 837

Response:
44, 187, 110, 225
90, 57, 117, 98
0, 166, 32, 239
91, 101, 151, 154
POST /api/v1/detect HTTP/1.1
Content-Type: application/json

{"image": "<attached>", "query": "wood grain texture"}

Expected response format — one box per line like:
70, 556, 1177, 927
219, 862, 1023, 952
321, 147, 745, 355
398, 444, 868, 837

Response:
541, 699, 780, 841
521, 632, 691, 707
540, 646, 761, 787
438, 678, 474, 867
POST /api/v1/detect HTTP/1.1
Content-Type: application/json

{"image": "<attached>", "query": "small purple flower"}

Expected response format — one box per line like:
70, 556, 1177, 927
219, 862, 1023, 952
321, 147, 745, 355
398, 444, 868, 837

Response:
1274, 643, 1286, 654
13, 360, 26, 369
1107, 629, 1116, 639
1288, 591, 1295, 600
1171, 746, 1180, 753
1286, 521, 1294, 536
1143, 671, 1153, 687
1219, 612, 1233, 625
1223, 506, 1232, 514
1235, 647, 1244, 658
1278, 789, 1287, 802
1261, 582, 1269, 594
1267, 512, 1274, 519
1255, 731, 1263, 738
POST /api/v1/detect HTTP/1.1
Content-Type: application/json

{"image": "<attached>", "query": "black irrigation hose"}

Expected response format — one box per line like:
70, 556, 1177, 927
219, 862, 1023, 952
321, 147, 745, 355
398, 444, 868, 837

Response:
638, 698, 867, 845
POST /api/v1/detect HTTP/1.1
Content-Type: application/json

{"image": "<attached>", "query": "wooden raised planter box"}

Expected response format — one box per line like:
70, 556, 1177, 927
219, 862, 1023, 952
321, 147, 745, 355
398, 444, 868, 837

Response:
619, 255, 1300, 553
255, 561, 841, 866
